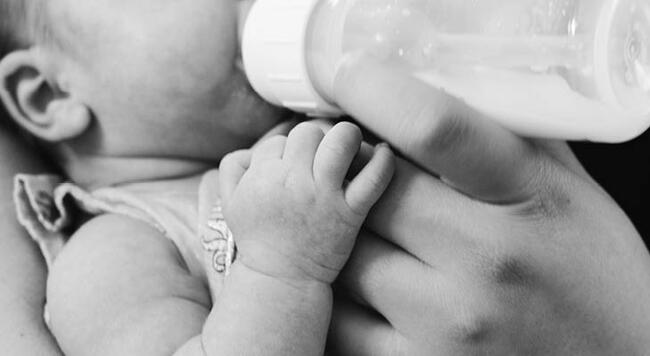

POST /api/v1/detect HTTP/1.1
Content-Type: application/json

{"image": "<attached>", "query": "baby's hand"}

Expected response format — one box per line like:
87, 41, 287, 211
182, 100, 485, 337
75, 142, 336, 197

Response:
219, 122, 394, 284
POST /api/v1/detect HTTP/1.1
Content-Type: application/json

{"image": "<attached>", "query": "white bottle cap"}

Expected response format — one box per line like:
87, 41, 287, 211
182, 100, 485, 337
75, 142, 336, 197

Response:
242, 0, 344, 117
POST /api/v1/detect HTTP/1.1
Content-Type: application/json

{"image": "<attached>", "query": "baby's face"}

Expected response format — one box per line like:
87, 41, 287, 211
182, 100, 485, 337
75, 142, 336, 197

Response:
51, 0, 286, 161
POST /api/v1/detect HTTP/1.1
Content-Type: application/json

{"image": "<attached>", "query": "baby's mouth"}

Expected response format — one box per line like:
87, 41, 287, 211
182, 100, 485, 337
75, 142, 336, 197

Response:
235, 53, 245, 73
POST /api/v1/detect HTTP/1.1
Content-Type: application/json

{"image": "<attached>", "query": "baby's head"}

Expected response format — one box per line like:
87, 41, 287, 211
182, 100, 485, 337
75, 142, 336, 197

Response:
0, 0, 286, 187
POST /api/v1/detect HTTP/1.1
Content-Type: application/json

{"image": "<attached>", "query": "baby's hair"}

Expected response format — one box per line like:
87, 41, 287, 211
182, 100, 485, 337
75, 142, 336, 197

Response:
0, 0, 51, 136
0, 0, 51, 60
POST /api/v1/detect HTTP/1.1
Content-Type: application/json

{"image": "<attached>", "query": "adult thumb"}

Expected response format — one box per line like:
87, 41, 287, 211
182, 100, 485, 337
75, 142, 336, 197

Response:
332, 53, 541, 203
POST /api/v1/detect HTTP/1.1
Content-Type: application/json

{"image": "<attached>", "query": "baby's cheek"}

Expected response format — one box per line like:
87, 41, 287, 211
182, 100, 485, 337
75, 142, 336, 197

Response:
133, 8, 239, 99
170, 11, 239, 92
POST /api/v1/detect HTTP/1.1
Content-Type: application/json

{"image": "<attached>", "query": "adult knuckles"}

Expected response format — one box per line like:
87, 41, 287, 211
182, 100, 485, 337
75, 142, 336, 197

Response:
465, 238, 540, 289
507, 156, 575, 221
485, 253, 538, 290
449, 311, 499, 350
443, 276, 541, 354
440, 242, 542, 329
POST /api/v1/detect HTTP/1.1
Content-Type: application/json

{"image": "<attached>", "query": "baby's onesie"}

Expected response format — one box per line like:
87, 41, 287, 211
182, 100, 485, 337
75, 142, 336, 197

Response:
13, 172, 227, 278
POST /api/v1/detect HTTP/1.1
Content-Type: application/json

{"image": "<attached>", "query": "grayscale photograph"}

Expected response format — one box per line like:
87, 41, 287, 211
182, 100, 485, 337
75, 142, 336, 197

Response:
0, 0, 649, 354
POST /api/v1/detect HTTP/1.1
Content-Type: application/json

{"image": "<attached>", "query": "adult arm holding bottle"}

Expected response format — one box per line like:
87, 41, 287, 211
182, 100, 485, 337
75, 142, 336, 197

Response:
328, 55, 650, 355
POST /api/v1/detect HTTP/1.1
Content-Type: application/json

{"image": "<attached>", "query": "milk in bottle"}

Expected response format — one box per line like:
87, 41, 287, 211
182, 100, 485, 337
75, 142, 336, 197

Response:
243, 0, 650, 142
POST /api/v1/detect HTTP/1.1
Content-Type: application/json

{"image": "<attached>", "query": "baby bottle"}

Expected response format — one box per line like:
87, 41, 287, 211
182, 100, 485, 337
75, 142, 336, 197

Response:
242, 0, 650, 142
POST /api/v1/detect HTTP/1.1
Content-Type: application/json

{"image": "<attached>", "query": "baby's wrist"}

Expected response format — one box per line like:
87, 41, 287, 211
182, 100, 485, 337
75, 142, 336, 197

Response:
229, 258, 332, 300
235, 240, 338, 286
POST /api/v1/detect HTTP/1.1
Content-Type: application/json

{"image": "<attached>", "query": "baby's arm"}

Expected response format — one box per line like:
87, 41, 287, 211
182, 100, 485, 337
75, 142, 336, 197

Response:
46, 213, 212, 356
48, 122, 392, 356
178, 261, 332, 355
182, 122, 394, 355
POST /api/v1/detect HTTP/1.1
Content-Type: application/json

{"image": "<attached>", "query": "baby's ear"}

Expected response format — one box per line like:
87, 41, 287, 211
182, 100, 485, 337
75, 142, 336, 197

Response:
0, 49, 91, 142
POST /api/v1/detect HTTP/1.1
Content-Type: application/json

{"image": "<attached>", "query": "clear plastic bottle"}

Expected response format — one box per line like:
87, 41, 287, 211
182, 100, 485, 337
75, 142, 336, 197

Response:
242, 0, 650, 142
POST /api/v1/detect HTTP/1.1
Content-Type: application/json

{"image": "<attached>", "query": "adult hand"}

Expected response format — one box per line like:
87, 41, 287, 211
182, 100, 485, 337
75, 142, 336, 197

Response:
327, 55, 650, 355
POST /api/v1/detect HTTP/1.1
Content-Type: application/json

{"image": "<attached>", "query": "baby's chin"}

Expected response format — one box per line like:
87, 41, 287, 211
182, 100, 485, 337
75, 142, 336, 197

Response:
225, 72, 292, 139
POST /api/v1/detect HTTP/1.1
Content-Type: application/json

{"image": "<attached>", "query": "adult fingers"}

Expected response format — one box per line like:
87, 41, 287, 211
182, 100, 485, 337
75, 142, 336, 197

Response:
363, 154, 493, 261
250, 135, 286, 165
328, 298, 406, 356
337, 230, 457, 333
282, 122, 324, 173
218, 150, 252, 204
333, 54, 541, 203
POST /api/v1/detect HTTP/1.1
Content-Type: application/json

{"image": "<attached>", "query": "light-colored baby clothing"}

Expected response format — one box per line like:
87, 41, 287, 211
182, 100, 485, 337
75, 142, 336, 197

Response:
13, 172, 221, 277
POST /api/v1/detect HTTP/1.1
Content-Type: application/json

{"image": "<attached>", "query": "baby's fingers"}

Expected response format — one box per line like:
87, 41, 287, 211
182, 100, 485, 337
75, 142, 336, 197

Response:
251, 135, 287, 165
345, 143, 395, 215
283, 122, 324, 174
218, 150, 252, 203
313, 122, 363, 189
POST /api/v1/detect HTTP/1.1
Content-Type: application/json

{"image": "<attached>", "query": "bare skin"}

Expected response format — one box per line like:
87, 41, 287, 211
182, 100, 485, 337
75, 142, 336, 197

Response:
46, 122, 394, 356
0, 125, 62, 355
1, 0, 649, 353
327, 55, 650, 355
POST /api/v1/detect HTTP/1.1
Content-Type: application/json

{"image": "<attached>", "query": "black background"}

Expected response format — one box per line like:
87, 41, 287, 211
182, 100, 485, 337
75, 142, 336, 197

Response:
573, 130, 650, 247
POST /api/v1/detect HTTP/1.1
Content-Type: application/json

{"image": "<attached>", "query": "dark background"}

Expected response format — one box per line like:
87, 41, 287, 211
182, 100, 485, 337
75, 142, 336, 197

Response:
572, 130, 649, 247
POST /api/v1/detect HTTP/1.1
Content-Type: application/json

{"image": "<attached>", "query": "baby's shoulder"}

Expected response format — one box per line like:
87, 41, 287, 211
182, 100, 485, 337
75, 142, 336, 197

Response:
73, 213, 166, 243
61, 213, 182, 271
50, 212, 209, 313
47, 213, 211, 354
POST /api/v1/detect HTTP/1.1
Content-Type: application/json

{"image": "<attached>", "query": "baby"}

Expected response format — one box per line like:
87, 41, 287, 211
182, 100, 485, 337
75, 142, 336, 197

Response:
0, 0, 394, 355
